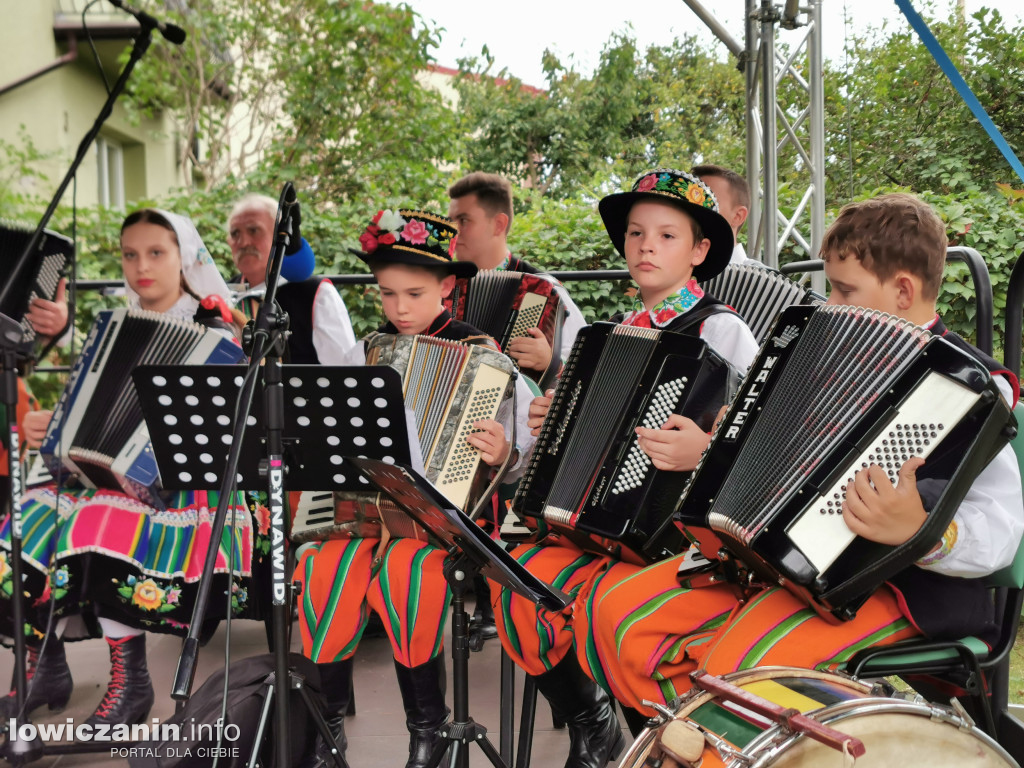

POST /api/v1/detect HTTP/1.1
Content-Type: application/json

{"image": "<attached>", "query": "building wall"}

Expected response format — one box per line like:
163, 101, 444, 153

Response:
0, 3, 181, 209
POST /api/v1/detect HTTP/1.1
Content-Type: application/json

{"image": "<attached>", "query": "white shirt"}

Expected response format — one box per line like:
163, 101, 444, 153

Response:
251, 277, 357, 364
917, 372, 1024, 578
552, 283, 588, 362
729, 241, 751, 265
699, 312, 759, 374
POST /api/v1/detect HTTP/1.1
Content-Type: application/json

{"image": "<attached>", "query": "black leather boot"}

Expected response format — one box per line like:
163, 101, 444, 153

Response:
393, 656, 450, 768
0, 636, 73, 718
309, 659, 353, 768
620, 705, 653, 739
85, 634, 154, 727
531, 654, 625, 768
468, 575, 498, 650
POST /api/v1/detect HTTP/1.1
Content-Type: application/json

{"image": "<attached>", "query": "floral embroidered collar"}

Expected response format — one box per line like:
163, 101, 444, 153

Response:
621, 279, 705, 328
494, 252, 512, 272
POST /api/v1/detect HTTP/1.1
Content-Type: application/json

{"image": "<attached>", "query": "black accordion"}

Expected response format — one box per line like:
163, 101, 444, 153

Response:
1, 221, 72, 352
676, 304, 1016, 620
41, 309, 246, 507
446, 270, 564, 382
513, 322, 740, 564
290, 334, 516, 543
702, 262, 823, 342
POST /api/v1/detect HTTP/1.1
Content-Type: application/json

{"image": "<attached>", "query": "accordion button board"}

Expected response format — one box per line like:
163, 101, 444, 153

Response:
784, 370, 980, 574
514, 321, 739, 564
679, 303, 1015, 619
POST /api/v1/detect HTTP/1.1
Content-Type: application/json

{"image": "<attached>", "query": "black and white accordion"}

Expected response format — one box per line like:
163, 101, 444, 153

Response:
41, 308, 246, 507
675, 304, 1016, 620
702, 262, 823, 342
446, 270, 564, 382
290, 334, 516, 543
513, 322, 741, 564
1, 221, 72, 352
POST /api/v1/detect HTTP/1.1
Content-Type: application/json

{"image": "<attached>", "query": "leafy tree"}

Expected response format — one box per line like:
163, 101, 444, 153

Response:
824, 8, 1024, 202
452, 33, 746, 202
124, 0, 461, 204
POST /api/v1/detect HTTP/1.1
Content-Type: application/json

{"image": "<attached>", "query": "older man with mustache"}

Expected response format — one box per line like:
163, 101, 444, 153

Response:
228, 194, 356, 363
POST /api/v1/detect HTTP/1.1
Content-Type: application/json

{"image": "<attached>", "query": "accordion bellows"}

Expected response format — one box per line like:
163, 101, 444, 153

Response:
41, 309, 247, 507
290, 334, 515, 543
676, 304, 1015, 620
701, 262, 823, 342
514, 322, 739, 564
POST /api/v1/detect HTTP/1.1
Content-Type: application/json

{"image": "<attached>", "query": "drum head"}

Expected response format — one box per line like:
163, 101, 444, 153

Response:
765, 704, 1017, 768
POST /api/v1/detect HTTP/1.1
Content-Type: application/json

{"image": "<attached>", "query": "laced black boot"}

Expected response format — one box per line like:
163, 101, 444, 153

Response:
531, 654, 625, 768
393, 656, 449, 768
308, 659, 352, 768
0, 636, 73, 719
85, 634, 154, 727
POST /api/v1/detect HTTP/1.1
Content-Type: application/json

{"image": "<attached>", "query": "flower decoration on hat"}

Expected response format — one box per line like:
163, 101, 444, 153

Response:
633, 171, 716, 212
358, 209, 456, 257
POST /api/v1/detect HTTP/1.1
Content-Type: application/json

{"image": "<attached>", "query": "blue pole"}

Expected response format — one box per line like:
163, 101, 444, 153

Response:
894, 0, 1024, 185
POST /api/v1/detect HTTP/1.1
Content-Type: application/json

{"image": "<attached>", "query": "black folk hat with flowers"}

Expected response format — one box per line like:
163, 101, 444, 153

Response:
352, 209, 477, 278
598, 168, 735, 282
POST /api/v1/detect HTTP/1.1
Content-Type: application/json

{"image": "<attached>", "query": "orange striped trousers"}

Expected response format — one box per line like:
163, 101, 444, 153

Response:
293, 537, 452, 667
490, 540, 640, 683
588, 553, 920, 714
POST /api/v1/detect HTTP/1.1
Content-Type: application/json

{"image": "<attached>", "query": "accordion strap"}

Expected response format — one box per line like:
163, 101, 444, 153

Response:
668, 303, 740, 335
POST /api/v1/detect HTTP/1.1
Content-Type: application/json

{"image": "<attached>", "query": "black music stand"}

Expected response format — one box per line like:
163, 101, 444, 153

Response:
134, 364, 413, 493
134, 363, 417, 767
349, 457, 570, 768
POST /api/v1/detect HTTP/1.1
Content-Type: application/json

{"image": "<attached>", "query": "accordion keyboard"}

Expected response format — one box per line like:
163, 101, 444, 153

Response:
784, 370, 980, 572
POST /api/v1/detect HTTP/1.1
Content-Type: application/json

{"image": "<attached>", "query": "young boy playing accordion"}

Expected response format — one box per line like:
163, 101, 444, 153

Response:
586, 193, 1023, 722
493, 169, 760, 768
292, 209, 534, 768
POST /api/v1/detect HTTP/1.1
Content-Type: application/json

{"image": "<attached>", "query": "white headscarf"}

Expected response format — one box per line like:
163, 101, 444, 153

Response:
124, 209, 232, 317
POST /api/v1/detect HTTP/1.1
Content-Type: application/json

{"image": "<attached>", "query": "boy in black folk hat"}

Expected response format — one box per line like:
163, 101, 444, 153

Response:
586, 193, 1023, 729
490, 170, 760, 768
292, 209, 535, 768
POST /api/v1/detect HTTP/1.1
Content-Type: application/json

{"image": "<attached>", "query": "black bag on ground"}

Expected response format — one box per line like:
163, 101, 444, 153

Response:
129, 652, 323, 768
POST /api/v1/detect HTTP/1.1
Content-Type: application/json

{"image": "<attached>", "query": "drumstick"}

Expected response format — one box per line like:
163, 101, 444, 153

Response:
690, 670, 867, 758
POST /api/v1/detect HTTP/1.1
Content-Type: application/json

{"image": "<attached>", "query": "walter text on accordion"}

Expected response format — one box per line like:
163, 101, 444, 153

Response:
514, 322, 740, 564
675, 304, 1016, 620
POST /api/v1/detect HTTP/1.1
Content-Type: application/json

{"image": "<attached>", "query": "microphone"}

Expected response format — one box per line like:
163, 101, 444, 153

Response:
106, 0, 187, 45
281, 238, 315, 282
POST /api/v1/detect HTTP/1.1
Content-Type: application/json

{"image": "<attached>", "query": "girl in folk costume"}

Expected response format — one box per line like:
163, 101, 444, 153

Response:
0, 209, 259, 728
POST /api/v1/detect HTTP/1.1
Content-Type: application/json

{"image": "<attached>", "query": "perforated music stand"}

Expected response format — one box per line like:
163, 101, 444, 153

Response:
133, 363, 417, 768
349, 457, 570, 768
133, 364, 413, 492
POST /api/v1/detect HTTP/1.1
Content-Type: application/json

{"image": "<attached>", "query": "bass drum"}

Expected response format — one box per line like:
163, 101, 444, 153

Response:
619, 666, 1018, 768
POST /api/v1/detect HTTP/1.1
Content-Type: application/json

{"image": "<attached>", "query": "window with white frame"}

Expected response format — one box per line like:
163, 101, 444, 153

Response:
96, 135, 125, 210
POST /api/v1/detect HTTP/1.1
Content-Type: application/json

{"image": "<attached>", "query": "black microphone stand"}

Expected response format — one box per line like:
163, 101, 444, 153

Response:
170, 184, 341, 768
0, 316, 43, 766
0, 14, 179, 764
